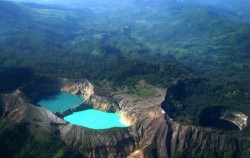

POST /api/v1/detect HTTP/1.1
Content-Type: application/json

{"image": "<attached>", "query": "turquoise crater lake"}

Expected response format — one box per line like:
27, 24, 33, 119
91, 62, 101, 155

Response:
64, 109, 127, 129
37, 92, 84, 112
37, 92, 127, 129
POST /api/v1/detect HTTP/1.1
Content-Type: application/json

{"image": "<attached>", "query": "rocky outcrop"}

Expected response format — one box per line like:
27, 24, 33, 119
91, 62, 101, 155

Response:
199, 106, 248, 131
166, 121, 240, 157
220, 110, 248, 130
60, 78, 94, 100
111, 88, 168, 157
0, 78, 247, 157
0, 92, 27, 123
19, 78, 94, 101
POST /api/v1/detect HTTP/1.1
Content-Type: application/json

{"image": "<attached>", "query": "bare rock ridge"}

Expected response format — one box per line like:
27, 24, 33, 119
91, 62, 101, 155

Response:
0, 78, 247, 157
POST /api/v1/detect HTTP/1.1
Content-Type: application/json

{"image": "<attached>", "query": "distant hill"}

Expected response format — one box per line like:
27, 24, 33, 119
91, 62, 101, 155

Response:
193, 0, 250, 24
1, 0, 249, 86
6, 0, 85, 8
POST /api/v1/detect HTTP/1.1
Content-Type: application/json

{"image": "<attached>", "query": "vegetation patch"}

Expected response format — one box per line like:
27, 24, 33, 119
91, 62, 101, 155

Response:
128, 80, 155, 97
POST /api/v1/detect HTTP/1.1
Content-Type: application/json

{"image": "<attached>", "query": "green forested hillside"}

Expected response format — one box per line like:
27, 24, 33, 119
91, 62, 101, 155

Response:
0, 0, 249, 88
0, 0, 195, 91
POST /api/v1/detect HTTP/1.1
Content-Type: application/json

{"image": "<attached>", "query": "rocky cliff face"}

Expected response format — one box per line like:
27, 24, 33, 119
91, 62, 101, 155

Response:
0, 78, 247, 157
112, 88, 241, 157
60, 78, 94, 100
220, 111, 248, 130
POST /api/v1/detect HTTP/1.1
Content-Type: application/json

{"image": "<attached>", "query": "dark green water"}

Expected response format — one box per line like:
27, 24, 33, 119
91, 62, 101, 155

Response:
201, 119, 240, 130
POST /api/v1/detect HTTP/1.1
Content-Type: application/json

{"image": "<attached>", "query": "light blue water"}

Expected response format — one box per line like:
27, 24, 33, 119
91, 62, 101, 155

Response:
64, 109, 127, 129
37, 92, 84, 112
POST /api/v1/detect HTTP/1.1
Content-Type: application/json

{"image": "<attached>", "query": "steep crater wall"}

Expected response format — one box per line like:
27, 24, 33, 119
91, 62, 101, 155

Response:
16, 78, 136, 157
199, 106, 248, 130
19, 78, 119, 116
161, 78, 248, 131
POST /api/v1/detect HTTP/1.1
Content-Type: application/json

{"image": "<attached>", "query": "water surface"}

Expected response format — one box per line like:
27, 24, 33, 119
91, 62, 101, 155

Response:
64, 109, 127, 129
37, 92, 84, 112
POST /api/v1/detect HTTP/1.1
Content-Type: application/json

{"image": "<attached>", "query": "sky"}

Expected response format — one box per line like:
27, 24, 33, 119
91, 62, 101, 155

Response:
6, 0, 250, 18
6, 0, 85, 6
7, 0, 250, 9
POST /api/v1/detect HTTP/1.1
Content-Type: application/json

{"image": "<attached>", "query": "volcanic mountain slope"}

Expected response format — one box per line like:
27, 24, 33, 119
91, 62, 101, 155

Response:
0, 0, 250, 157
1, 78, 248, 157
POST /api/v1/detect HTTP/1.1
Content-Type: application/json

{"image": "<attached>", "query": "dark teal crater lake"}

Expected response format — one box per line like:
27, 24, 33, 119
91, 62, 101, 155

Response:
37, 92, 84, 112
64, 109, 127, 129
